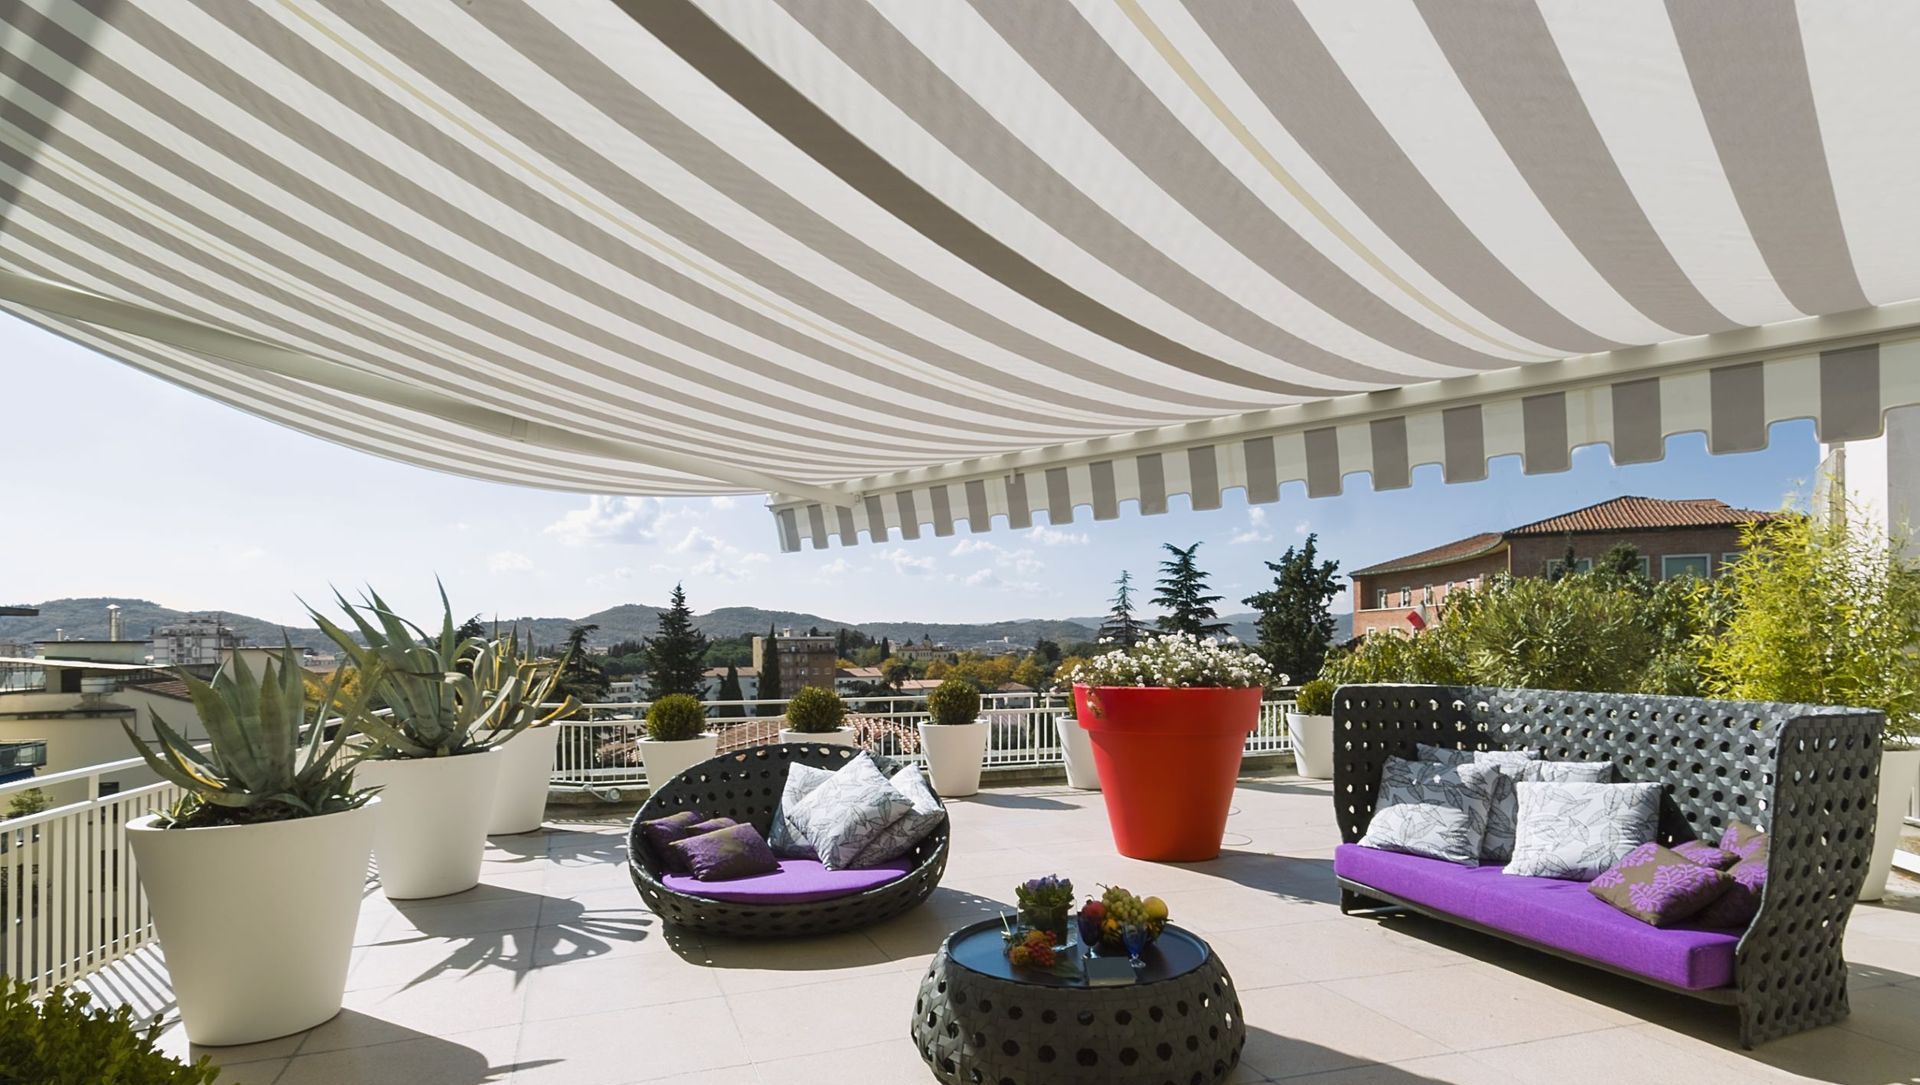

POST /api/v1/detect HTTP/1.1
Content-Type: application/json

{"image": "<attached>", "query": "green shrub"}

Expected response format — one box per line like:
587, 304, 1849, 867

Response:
1698, 510, 1920, 745
0, 980, 217, 1085
784, 686, 847, 733
1292, 678, 1334, 716
925, 678, 981, 727
645, 693, 708, 742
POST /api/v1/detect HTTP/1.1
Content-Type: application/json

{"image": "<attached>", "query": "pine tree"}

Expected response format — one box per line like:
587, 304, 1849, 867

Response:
757, 622, 784, 714
1242, 533, 1342, 683
716, 662, 744, 703
1097, 570, 1148, 648
554, 623, 610, 703
879, 635, 892, 660
1152, 542, 1228, 636
644, 583, 710, 699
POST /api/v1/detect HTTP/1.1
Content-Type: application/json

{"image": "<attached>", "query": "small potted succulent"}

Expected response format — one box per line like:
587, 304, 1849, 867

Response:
122, 646, 379, 1045
780, 685, 856, 746
1073, 634, 1277, 860
918, 677, 987, 797
469, 638, 578, 836
1014, 875, 1074, 947
1285, 678, 1336, 780
638, 693, 719, 787
312, 586, 521, 900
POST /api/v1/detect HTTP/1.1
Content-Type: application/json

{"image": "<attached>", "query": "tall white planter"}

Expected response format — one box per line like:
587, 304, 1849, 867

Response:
356, 750, 501, 900
778, 727, 857, 747
1287, 713, 1335, 780
127, 801, 379, 1046
487, 727, 560, 836
638, 733, 720, 790
1862, 746, 1920, 901
1057, 714, 1100, 790
919, 721, 988, 797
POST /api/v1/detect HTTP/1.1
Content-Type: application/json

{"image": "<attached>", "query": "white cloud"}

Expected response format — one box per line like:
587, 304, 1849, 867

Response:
879, 548, 936, 575
487, 550, 533, 573
542, 496, 664, 546
819, 558, 853, 576
963, 568, 999, 588
709, 495, 739, 510
949, 538, 998, 557
1029, 523, 1089, 547
1229, 507, 1275, 545
669, 527, 770, 581
1294, 520, 1312, 536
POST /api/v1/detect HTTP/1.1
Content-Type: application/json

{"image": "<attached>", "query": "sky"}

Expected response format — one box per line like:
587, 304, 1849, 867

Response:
2, 313, 1822, 628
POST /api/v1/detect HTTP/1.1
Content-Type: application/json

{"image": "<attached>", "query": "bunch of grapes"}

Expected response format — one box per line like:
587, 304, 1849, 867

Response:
1101, 885, 1149, 926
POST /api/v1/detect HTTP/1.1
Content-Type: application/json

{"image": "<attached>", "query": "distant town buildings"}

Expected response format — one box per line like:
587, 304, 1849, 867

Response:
1349, 496, 1778, 638
896, 636, 953, 663
752, 630, 835, 691
152, 615, 240, 667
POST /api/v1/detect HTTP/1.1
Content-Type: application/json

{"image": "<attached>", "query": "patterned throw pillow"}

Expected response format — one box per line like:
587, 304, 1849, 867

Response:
1694, 821, 1770, 928
1671, 840, 1737, 870
850, 764, 946, 867
767, 762, 835, 858
1589, 842, 1734, 926
1504, 780, 1662, 880
1358, 757, 1501, 866
790, 753, 915, 870
666, 822, 780, 881
638, 809, 709, 872
1482, 758, 1613, 863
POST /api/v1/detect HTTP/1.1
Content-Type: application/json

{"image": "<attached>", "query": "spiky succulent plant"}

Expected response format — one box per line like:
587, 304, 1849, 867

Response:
310, 584, 517, 759
465, 636, 578, 734
122, 645, 377, 828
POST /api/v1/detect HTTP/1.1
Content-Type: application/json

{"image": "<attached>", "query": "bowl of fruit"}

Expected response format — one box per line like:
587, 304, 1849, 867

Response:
1077, 885, 1169, 957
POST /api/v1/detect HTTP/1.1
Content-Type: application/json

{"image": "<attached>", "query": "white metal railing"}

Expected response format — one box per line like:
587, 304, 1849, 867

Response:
1, 755, 183, 996
549, 691, 1300, 793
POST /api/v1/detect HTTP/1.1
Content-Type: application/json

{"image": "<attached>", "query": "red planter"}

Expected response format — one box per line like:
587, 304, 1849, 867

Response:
1072, 684, 1262, 861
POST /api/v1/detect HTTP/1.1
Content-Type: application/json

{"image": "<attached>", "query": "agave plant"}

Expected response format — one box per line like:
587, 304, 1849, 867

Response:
464, 635, 579, 734
309, 584, 518, 759
122, 645, 377, 828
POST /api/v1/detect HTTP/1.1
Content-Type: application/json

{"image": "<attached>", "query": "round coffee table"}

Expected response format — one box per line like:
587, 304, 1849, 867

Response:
910, 918, 1245, 1084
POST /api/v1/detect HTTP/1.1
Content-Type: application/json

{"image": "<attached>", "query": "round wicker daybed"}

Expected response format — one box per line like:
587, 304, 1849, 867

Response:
626, 743, 950, 937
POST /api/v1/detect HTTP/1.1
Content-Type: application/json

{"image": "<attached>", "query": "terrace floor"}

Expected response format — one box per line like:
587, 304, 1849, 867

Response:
85, 776, 1920, 1085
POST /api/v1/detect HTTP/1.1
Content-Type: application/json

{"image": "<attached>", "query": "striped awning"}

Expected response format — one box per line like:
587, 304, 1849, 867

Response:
2, 3, 1918, 549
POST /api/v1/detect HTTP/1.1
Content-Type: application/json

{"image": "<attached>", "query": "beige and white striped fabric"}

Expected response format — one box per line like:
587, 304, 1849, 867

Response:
1, 2, 1916, 548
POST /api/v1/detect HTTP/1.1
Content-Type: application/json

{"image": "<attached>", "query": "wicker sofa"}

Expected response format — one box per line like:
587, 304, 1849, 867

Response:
1330, 684, 1884, 1048
627, 743, 949, 937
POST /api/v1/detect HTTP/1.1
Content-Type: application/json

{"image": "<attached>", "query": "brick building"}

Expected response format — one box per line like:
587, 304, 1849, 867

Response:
751, 631, 836, 692
1349, 496, 1779, 638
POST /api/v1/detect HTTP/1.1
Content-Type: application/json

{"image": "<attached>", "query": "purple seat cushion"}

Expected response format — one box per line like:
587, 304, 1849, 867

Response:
1337, 844, 1738, 990
659, 856, 914, 904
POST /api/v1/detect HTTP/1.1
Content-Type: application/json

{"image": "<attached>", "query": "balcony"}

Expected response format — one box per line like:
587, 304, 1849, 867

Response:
36, 776, 1919, 1085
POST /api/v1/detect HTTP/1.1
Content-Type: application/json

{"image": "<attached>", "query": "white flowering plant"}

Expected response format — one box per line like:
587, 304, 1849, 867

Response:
1066, 632, 1281, 690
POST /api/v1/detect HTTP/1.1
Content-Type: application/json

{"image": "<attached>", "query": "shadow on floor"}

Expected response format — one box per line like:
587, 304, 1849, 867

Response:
1237, 1025, 1461, 1083
377, 885, 664, 987
258, 1014, 562, 1084
956, 791, 1080, 811
1234, 777, 1336, 799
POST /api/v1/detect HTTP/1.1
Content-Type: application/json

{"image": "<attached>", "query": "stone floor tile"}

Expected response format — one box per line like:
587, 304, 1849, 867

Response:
274, 1023, 523, 1085
720, 968, 926, 1063
751, 1036, 933, 1085
1235, 983, 1450, 1080
1321, 963, 1619, 1051
521, 940, 723, 1021
303, 968, 532, 1053
513, 998, 750, 1085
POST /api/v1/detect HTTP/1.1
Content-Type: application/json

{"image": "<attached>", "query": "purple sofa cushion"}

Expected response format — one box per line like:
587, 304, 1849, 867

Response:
666, 822, 780, 881
1671, 840, 1737, 870
1589, 843, 1733, 926
1336, 844, 1738, 990
638, 810, 708, 872
659, 856, 914, 904
1693, 824, 1770, 929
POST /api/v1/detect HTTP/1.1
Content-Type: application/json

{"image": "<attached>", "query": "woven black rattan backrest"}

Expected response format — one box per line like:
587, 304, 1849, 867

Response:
1332, 683, 1880, 846
637, 742, 911, 836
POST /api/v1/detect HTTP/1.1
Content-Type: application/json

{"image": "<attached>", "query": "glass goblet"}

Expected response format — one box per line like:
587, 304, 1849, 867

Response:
1121, 921, 1150, 969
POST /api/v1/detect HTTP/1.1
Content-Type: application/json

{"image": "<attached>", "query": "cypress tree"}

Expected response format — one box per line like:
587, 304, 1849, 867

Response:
644, 583, 710, 699
758, 622, 784, 714
716, 662, 744, 703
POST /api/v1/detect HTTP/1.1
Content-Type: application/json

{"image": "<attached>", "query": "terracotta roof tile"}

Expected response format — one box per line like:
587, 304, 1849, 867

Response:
1350, 532, 1506, 577
1505, 496, 1778, 536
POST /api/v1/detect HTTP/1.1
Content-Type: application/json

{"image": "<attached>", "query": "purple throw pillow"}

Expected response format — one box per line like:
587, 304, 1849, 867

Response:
667, 822, 780, 881
1589, 842, 1733, 927
686, 816, 738, 837
1694, 822, 1770, 928
1671, 840, 1737, 870
638, 810, 708, 872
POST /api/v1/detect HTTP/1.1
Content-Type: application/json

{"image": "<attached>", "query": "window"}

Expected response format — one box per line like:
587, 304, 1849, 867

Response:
1422, 585, 1434, 605
1636, 556, 1651, 578
1545, 558, 1591, 577
1662, 554, 1712, 580
1374, 589, 1387, 610
1399, 588, 1411, 607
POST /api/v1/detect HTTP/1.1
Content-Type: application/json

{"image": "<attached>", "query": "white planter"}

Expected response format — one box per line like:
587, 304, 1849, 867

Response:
1287, 713, 1336, 780
1057, 714, 1100, 790
127, 801, 378, 1046
638, 733, 720, 789
919, 721, 988, 797
1862, 746, 1920, 901
778, 727, 857, 747
487, 726, 560, 836
356, 750, 502, 900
